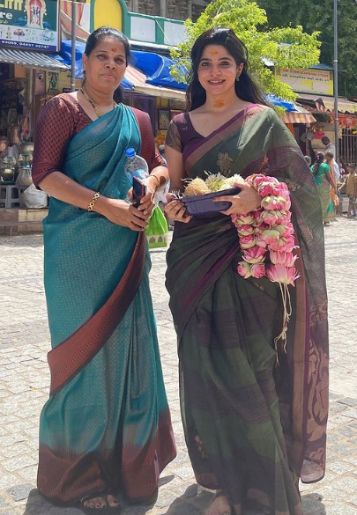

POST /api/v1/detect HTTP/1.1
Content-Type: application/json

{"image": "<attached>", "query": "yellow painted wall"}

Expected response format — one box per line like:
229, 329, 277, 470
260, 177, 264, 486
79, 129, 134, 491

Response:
94, 0, 122, 31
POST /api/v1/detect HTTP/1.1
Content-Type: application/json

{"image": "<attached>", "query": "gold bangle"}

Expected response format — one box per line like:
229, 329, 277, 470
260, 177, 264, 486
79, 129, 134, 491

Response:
87, 192, 101, 212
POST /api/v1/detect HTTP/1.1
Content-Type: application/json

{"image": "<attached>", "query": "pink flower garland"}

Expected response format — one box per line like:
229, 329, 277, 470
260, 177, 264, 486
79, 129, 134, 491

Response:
232, 174, 299, 352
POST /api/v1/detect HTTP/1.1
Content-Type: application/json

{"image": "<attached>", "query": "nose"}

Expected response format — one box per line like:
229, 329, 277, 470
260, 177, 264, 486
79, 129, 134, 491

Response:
105, 60, 116, 69
209, 64, 222, 76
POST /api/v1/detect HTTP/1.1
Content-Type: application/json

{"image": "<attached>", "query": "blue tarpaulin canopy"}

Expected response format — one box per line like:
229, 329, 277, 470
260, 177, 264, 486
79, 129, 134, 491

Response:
266, 94, 298, 112
130, 50, 187, 90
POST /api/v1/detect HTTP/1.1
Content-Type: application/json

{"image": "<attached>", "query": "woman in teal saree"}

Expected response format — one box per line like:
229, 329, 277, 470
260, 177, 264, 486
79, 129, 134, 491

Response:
32, 28, 176, 512
165, 29, 328, 515
311, 152, 336, 224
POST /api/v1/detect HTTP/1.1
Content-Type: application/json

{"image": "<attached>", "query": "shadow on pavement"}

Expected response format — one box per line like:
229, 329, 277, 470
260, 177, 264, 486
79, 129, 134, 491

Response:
164, 486, 327, 515
23, 486, 326, 514
165, 484, 213, 514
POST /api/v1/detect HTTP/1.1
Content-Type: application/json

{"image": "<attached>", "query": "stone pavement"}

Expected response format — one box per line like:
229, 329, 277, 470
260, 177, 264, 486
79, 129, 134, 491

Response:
0, 216, 356, 515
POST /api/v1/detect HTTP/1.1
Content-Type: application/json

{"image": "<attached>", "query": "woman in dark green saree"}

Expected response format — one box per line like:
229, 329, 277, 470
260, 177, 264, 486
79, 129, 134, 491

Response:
165, 29, 328, 515
32, 28, 176, 513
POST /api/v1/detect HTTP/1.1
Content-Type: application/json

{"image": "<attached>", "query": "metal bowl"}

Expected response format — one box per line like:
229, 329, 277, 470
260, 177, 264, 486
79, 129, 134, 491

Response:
20, 142, 34, 155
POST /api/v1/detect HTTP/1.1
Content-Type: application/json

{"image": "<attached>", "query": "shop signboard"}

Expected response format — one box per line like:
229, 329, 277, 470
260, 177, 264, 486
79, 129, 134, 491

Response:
0, 0, 59, 52
277, 68, 334, 96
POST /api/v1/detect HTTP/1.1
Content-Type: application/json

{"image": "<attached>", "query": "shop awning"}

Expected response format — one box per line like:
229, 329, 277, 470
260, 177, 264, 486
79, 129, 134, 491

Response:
131, 50, 187, 90
282, 111, 316, 124
125, 64, 185, 100
297, 93, 357, 114
0, 48, 69, 71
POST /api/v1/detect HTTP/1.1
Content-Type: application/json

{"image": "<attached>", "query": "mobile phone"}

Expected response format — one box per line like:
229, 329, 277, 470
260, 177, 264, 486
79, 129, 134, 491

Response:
132, 176, 147, 206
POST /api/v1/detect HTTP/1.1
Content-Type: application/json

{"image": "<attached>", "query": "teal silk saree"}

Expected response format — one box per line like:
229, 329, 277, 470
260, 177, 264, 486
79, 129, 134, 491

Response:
37, 104, 176, 504
166, 105, 328, 515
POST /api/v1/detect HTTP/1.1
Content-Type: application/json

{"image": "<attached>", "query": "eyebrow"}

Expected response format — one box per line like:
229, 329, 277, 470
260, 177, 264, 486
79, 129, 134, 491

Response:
200, 56, 234, 61
94, 50, 125, 56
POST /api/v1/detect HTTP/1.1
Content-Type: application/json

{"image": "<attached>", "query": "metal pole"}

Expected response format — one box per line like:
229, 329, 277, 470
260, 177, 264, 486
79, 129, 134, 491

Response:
333, 0, 339, 163
160, 0, 166, 17
71, 1, 77, 91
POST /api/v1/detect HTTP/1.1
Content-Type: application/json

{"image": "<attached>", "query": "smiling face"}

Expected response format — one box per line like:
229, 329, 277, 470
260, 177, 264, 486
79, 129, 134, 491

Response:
83, 36, 127, 93
197, 44, 243, 98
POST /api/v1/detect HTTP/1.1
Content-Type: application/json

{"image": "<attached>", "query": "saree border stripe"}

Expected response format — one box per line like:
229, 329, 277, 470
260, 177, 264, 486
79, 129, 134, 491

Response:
291, 246, 307, 472
47, 233, 145, 395
185, 105, 260, 172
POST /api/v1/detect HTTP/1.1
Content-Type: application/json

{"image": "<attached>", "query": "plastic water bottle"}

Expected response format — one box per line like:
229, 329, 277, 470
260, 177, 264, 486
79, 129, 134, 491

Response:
124, 148, 149, 182
124, 148, 149, 205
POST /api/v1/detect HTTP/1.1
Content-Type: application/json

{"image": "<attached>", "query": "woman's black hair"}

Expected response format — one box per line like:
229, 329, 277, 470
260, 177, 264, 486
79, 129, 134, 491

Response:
312, 152, 324, 175
186, 28, 268, 110
84, 27, 130, 103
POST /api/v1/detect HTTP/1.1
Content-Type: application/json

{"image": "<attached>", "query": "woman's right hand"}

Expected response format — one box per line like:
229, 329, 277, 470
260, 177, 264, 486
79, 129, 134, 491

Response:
98, 197, 149, 231
164, 195, 192, 223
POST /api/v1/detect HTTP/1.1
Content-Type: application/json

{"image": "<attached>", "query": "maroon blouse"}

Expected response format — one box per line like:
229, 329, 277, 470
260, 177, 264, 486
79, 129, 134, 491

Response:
32, 93, 165, 187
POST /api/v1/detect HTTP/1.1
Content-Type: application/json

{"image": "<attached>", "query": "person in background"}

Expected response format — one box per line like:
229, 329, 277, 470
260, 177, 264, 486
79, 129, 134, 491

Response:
32, 26, 175, 513
324, 151, 339, 220
321, 136, 340, 182
164, 27, 328, 515
345, 165, 357, 217
310, 152, 336, 224
321, 135, 336, 157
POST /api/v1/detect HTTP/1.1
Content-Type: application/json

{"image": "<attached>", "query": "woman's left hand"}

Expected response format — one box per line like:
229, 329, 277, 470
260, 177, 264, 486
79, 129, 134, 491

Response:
138, 178, 157, 217
128, 177, 156, 219
213, 182, 261, 215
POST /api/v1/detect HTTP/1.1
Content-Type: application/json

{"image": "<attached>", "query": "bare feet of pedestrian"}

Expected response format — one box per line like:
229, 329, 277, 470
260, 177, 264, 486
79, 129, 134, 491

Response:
81, 493, 120, 512
205, 492, 232, 515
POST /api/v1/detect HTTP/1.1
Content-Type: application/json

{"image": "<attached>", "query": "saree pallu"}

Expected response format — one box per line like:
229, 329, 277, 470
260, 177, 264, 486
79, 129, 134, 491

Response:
166, 106, 328, 514
38, 105, 176, 504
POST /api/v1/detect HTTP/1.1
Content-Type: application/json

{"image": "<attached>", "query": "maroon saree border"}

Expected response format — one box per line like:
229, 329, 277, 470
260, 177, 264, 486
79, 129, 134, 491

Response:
185, 104, 264, 171
47, 233, 146, 395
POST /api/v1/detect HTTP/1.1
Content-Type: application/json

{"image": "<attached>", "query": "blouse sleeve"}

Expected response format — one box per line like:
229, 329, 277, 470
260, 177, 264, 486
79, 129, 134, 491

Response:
32, 96, 76, 187
131, 108, 166, 171
165, 119, 183, 152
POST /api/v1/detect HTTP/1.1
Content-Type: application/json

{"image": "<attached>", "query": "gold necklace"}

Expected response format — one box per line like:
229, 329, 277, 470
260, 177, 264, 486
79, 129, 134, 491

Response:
80, 87, 116, 117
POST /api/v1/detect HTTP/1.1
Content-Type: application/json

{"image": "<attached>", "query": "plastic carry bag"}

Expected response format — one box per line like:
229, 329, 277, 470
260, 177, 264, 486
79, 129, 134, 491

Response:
145, 205, 169, 249
21, 184, 48, 208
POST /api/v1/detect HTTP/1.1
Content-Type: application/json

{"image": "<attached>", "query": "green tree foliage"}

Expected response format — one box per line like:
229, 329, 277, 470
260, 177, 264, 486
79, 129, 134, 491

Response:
258, 0, 357, 97
170, 0, 321, 100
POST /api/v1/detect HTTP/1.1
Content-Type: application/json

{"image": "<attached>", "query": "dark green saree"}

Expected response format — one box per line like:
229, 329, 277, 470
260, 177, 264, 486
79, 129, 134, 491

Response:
166, 105, 328, 514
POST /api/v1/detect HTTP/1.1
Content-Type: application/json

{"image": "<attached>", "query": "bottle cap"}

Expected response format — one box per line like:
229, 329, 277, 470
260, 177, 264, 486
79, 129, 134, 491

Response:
125, 148, 136, 158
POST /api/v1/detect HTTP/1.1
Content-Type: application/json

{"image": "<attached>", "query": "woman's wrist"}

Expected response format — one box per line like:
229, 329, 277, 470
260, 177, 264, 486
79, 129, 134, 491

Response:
93, 195, 113, 217
147, 174, 161, 191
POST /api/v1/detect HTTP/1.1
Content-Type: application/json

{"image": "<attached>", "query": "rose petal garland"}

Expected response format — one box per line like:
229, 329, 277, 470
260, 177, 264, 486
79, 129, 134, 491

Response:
232, 174, 300, 355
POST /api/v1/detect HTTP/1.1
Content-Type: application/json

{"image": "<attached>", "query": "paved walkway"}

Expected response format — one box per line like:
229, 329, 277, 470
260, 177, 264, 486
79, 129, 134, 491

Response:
0, 216, 356, 514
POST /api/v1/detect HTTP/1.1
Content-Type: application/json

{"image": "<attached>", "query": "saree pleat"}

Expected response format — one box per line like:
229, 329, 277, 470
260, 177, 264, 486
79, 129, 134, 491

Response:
166, 105, 328, 514
38, 105, 175, 504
